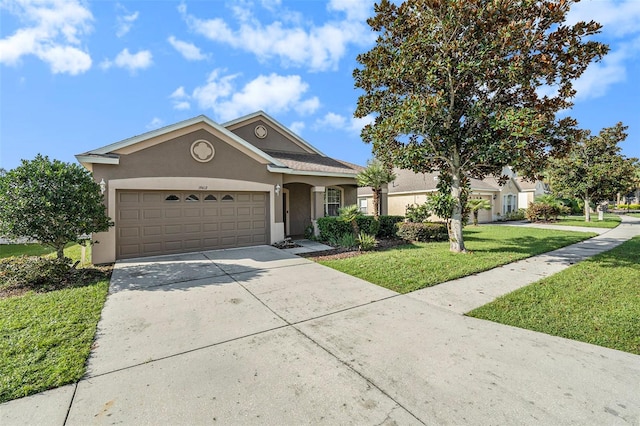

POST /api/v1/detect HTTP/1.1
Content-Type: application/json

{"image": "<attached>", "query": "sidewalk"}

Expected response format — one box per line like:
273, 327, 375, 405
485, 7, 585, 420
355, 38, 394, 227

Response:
410, 215, 640, 313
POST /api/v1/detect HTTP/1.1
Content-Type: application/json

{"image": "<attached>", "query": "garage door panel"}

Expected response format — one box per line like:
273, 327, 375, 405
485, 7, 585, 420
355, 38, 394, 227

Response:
143, 209, 162, 220
116, 190, 268, 259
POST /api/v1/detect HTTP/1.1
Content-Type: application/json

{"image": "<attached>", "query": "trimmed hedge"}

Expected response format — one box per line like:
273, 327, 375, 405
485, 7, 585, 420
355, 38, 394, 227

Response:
396, 222, 448, 242
316, 215, 404, 242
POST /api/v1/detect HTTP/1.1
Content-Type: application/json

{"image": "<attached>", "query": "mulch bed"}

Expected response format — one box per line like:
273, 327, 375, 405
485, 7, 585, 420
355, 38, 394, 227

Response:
299, 238, 408, 261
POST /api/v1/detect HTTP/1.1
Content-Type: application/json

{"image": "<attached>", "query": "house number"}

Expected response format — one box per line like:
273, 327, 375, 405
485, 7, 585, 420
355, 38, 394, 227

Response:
198, 186, 208, 190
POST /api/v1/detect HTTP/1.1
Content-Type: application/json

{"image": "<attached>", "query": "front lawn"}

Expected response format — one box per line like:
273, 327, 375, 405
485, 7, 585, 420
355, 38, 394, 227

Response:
0, 243, 110, 403
549, 214, 621, 228
468, 236, 640, 355
318, 226, 595, 293
626, 213, 640, 218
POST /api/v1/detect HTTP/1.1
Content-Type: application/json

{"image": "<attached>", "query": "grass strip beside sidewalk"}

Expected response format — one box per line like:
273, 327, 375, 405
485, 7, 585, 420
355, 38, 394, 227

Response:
319, 226, 595, 294
468, 236, 640, 355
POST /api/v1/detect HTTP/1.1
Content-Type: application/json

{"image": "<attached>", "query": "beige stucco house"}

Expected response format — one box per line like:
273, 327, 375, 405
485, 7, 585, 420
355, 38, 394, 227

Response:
357, 167, 548, 223
77, 111, 362, 263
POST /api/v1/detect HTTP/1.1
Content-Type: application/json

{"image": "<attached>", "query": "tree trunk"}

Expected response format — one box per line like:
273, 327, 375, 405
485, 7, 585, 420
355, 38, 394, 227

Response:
56, 245, 65, 259
584, 196, 591, 222
473, 211, 479, 226
372, 188, 380, 220
449, 168, 466, 253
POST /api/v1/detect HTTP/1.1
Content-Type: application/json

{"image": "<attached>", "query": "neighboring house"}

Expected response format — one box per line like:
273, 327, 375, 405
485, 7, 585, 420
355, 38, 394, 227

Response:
357, 167, 548, 223
77, 111, 362, 263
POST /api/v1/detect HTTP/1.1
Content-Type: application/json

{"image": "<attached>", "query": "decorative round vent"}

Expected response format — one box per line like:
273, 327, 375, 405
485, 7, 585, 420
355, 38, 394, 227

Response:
254, 124, 268, 139
190, 140, 215, 163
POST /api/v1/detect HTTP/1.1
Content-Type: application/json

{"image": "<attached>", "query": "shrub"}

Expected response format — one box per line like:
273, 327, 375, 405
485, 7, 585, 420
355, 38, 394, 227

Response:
616, 203, 640, 210
377, 215, 405, 238
328, 233, 358, 249
367, 218, 381, 236
405, 203, 432, 223
396, 222, 448, 242
502, 208, 526, 221
357, 232, 378, 251
525, 202, 570, 222
0, 256, 72, 291
318, 215, 404, 242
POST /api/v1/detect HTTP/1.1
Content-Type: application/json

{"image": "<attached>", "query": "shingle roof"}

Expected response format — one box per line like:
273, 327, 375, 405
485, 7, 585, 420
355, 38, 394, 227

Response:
388, 168, 501, 193
264, 151, 364, 175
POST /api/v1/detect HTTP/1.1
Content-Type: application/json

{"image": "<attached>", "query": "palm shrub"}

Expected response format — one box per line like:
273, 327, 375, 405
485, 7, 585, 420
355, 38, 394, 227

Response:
357, 232, 377, 251
338, 204, 363, 236
467, 198, 492, 226
356, 159, 396, 220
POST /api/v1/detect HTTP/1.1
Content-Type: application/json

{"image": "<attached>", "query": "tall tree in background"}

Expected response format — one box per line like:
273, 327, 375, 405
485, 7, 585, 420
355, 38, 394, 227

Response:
0, 155, 112, 258
356, 159, 396, 220
354, 0, 607, 252
548, 123, 638, 221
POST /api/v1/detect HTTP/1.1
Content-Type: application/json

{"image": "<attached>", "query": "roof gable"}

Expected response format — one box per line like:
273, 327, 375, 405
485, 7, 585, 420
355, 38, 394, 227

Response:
223, 111, 325, 156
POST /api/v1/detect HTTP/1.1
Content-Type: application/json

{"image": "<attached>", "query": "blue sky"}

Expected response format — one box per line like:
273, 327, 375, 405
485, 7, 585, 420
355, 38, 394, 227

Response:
1, 0, 639, 172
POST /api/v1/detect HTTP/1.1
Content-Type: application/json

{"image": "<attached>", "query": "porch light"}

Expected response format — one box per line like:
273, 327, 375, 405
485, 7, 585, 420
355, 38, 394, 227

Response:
99, 178, 107, 194
275, 184, 281, 195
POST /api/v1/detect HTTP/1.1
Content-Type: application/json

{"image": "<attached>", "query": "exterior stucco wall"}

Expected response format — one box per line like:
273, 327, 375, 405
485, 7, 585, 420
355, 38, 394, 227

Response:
286, 183, 312, 236
228, 120, 308, 154
388, 193, 432, 216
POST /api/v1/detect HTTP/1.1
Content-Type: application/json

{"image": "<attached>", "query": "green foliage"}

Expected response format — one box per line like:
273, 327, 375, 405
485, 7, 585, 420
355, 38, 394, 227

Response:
501, 208, 526, 221
376, 216, 405, 238
338, 204, 363, 236
356, 159, 396, 219
526, 196, 571, 222
0, 256, 72, 292
617, 204, 640, 210
469, 236, 640, 355
317, 215, 404, 242
357, 232, 378, 251
367, 218, 381, 236
329, 233, 359, 249
396, 222, 448, 242
467, 198, 492, 226
405, 202, 432, 223
354, 0, 607, 251
0, 155, 113, 258
548, 123, 638, 220
320, 226, 595, 294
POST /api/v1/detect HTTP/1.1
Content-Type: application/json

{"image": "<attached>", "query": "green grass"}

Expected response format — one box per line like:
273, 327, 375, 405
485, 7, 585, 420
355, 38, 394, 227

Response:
549, 214, 621, 228
319, 226, 595, 293
0, 242, 91, 263
468, 236, 640, 355
0, 242, 109, 403
626, 213, 640, 218
0, 280, 109, 402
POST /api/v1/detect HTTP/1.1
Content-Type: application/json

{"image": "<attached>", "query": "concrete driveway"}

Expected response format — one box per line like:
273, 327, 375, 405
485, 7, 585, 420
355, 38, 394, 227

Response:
2, 242, 640, 425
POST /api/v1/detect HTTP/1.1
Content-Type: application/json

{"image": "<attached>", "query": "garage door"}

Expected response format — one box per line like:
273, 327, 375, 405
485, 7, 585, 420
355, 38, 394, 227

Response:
116, 190, 268, 259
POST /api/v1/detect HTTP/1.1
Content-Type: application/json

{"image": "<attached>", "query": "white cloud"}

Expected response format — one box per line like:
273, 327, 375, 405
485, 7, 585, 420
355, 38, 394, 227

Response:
115, 4, 139, 38
146, 117, 164, 130
168, 36, 207, 61
180, 2, 374, 71
101, 48, 153, 73
0, 0, 93, 75
315, 111, 373, 134
565, 0, 640, 100
289, 121, 305, 135
566, 0, 640, 38
327, 0, 371, 21
178, 70, 319, 121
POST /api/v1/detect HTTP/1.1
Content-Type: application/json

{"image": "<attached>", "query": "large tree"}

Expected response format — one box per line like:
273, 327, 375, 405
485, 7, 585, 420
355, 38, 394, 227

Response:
548, 123, 638, 221
0, 155, 112, 258
356, 159, 396, 220
354, 0, 607, 252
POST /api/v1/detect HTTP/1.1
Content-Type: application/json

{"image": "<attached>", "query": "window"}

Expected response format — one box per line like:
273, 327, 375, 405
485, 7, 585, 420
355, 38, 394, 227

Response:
358, 198, 368, 214
222, 194, 234, 201
324, 187, 342, 216
503, 194, 516, 214
165, 194, 180, 201
204, 194, 217, 201
185, 194, 199, 202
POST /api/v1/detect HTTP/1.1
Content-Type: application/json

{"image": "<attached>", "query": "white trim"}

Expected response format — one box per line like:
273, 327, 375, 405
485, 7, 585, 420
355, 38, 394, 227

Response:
388, 189, 439, 196
267, 165, 357, 178
324, 186, 344, 217
91, 177, 280, 264
75, 155, 119, 165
